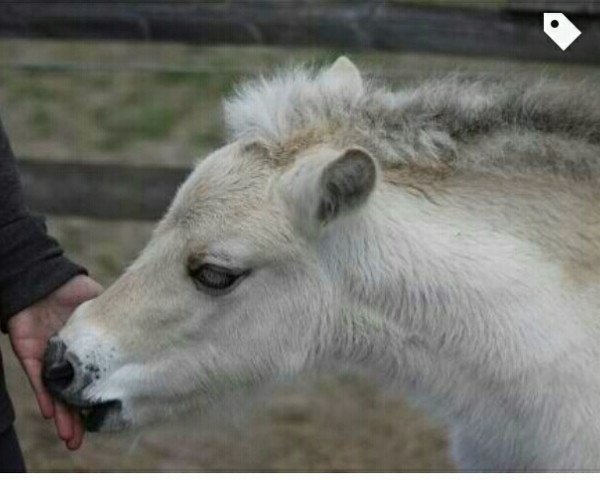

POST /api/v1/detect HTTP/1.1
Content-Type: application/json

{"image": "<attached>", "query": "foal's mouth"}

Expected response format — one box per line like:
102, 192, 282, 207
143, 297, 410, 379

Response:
56, 397, 124, 432
43, 374, 125, 431
78, 399, 123, 432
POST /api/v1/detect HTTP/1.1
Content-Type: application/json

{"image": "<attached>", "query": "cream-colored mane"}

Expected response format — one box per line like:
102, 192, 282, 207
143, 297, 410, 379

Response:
225, 59, 600, 180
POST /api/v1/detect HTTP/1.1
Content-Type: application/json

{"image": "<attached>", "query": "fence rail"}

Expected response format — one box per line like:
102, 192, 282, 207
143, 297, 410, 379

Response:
506, 1, 600, 14
0, 2, 598, 63
19, 160, 188, 221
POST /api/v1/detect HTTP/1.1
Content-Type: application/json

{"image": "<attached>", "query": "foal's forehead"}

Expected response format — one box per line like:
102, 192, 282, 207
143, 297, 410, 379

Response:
169, 142, 275, 226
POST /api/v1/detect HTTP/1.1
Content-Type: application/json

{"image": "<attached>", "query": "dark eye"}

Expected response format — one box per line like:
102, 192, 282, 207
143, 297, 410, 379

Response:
189, 264, 246, 294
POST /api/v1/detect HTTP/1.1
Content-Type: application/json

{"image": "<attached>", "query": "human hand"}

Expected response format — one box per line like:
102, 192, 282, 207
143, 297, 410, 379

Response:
7, 275, 103, 450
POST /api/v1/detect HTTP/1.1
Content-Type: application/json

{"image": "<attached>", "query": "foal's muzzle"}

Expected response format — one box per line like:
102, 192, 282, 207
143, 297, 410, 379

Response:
42, 336, 124, 431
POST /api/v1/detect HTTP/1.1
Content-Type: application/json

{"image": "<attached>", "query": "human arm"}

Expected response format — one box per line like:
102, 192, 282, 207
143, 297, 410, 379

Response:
0, 115, 100, 449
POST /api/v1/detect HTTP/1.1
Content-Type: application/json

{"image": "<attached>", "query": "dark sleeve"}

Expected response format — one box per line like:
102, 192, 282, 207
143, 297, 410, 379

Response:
0, 116, 86, 333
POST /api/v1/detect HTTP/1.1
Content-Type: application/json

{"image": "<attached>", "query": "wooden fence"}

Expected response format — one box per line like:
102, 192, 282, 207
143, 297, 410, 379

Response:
1, 2, 598, 63
19, 160, 189, 221
1, 1, 598, 220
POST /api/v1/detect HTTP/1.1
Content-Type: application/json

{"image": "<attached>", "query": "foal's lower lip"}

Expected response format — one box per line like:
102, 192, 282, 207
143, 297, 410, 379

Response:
79, 400, 122, 432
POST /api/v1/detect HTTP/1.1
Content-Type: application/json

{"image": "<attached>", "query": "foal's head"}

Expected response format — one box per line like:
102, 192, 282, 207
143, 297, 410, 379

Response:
43, 58, 381, 430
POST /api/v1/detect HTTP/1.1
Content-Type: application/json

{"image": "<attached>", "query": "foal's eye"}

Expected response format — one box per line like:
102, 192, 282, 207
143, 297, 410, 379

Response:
189, 264, 246, 294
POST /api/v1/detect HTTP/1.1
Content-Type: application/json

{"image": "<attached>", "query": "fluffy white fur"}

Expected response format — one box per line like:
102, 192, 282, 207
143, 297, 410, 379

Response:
56, 57, 600, 471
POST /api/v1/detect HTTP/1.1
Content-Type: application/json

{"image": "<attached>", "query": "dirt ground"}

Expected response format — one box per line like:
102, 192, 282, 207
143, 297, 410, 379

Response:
1, 38, 598, 472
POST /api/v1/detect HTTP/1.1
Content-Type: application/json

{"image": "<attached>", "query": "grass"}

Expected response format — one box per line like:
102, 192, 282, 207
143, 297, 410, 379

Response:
1, 40, 598, 167
95, 103, 179, 150
30, 105, 54, 138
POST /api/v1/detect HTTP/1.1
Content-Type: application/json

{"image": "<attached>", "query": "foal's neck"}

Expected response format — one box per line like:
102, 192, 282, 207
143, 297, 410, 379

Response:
326, 186, 600, 468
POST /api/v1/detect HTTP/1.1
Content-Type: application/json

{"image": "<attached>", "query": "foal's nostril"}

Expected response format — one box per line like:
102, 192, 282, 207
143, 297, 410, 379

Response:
44, 359, 75, 390
43, 338, 76, 395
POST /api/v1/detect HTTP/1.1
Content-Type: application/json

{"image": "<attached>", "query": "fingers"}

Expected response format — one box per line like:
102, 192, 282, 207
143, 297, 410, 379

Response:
36, 390, 55, 420
21, 356, 84, 450
54, 401, 74, 443
54, 402, 85, 450
21, 358, 54, 419
66, 411, 85, 450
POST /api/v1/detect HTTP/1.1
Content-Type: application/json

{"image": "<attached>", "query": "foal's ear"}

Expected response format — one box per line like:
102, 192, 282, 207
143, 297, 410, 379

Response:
279, 147, 377, 231
321, 56, 364, 95
317, 148, 377, 223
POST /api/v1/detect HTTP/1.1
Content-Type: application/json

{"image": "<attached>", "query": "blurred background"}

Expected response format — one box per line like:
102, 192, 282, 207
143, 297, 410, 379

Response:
0, 0, 598, 472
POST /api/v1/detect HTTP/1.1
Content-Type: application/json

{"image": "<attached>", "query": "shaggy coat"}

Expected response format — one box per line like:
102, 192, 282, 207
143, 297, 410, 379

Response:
48, 57, 600, 471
